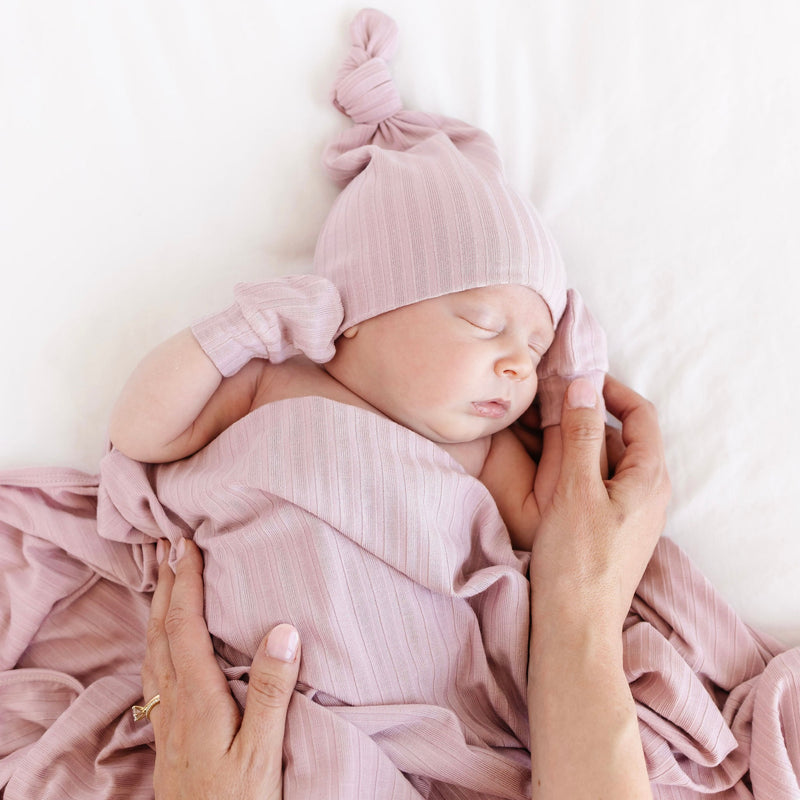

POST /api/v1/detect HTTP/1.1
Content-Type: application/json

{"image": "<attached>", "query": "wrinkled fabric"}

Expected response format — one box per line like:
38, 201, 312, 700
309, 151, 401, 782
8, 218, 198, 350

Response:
1, 396, 799, 798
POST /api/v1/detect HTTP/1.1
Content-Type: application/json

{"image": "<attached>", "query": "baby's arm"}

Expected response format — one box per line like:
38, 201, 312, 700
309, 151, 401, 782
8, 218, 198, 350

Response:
110, 275, 344, 463
109, 328, 263, 463
478, 428, 540, 551
480, 419, 601, 553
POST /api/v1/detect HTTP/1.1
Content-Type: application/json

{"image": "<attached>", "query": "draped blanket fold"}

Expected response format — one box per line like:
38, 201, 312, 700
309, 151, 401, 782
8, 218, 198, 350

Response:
1, 396, 798, 798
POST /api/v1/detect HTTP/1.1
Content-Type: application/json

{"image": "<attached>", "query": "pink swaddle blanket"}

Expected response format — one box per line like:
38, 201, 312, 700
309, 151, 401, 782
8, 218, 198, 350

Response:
4, 9, 798, 797
2, 395, 800, 798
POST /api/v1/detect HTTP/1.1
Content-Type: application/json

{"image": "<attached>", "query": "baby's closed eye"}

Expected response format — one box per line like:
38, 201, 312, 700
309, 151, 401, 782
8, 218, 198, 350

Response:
528, 341, 547, 358
460, 315, 503, 335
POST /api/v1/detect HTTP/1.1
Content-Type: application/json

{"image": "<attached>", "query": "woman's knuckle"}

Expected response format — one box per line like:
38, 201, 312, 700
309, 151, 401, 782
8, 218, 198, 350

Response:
146, 617, 165, 648
569, 419, 602, 444
637, 454, 667, 495
164, 605, 189, 638
247, 676, 291, 709
145, 659, 173, 691
641, 449, 661, 473
636, 397, 657, 421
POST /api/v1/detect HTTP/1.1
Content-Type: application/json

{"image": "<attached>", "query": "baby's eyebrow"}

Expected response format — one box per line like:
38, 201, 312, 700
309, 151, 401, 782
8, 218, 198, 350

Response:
454, 297, 554, 338
457, 301, 503, 321
526, 321, 556, 347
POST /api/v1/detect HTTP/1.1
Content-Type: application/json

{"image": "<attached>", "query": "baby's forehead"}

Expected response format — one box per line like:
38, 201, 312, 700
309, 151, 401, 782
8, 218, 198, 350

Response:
449, 284, 540, 302
436, 284, 554, 326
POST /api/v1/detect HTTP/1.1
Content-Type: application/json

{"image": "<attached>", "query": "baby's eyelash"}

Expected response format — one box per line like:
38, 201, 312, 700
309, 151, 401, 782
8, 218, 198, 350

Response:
528, 344, 545, 360
461, 316, 501, 333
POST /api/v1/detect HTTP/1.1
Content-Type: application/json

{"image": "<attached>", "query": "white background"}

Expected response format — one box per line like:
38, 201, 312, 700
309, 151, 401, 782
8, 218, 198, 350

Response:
2, 1, 799, 643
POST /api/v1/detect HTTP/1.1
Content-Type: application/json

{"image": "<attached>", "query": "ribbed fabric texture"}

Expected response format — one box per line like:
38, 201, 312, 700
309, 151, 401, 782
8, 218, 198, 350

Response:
2, 400, 799, 798
313, 9, 568, 332
190, 275, 344, 376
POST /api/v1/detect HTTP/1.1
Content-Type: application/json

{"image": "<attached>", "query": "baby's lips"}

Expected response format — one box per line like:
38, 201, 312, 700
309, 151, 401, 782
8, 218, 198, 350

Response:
472, 400, 510, 418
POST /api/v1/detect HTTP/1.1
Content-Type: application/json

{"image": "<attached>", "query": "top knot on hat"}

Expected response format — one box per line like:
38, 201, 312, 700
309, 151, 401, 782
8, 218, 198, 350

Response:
322, 9, 503, 186
331, 9, 402, 125
314, 8, 568, 335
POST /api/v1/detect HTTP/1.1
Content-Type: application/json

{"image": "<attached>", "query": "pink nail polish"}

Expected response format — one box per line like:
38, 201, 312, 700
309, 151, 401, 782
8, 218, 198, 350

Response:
567, 378, 597, 409
266, 624, 300, 662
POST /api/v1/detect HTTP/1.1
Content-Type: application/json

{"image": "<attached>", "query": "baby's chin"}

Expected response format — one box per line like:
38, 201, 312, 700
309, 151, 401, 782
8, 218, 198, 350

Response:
404, 415, 511, 445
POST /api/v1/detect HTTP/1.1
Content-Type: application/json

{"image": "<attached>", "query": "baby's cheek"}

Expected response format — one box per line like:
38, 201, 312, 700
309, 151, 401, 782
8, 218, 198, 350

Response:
419, 359, 465, 400
515, 379, 538, 414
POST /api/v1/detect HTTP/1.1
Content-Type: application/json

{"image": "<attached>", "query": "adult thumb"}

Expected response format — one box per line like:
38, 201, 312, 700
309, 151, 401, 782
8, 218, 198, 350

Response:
239, 623, 301, 749
559, 378, 606, 491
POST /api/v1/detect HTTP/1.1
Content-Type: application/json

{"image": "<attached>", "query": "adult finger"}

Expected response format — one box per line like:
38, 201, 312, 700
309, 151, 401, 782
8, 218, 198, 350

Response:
603, 377, 668, 494
603, 376, 665, 460
557, 378, 607, 495
605, 425, 625, 476
236, 624, 301, 772
603, 377, 671, 522
165, 539, 230, 700
142, 540, 176, 737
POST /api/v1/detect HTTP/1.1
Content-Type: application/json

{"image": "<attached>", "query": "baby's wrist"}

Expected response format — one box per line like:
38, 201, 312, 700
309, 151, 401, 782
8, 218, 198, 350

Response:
191, 301, 265, 377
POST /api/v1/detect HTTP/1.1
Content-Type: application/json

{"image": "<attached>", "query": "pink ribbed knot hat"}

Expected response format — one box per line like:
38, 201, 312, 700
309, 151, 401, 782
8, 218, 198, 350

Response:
314, 8, 568, 333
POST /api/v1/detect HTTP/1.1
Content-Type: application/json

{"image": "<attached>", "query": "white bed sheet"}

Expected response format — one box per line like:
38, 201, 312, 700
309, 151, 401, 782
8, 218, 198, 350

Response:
2, 1, 799, 645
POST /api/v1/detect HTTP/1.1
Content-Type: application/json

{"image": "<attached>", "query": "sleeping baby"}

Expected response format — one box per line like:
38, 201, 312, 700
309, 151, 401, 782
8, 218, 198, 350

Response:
110, 17, 606, 551
107, 8, 607, 797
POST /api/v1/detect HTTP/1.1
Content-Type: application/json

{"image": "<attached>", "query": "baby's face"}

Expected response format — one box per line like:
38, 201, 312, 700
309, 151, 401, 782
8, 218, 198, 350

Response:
326, 284, 555, 444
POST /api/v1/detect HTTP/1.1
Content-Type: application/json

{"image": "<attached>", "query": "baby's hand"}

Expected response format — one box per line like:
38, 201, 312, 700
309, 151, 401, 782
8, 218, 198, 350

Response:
509, 401, 560, 527
479, 425, 542, 551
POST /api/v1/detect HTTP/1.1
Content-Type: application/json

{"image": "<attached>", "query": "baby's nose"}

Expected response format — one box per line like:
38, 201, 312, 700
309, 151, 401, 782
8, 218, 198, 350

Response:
496, 348, 534, 381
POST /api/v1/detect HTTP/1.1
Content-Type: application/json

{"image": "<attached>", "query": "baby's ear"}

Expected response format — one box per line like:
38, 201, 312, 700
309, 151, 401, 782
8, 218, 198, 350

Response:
341, 325, 359, 339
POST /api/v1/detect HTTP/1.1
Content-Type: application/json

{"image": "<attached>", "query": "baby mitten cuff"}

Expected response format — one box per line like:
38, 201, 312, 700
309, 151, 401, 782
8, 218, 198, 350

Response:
191, 275, 345, 377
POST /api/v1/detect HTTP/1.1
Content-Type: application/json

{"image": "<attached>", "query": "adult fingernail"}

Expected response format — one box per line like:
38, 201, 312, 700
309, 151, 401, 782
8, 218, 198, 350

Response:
567, 378, 597, 409
176, 538, 186, 561
266, 624, 300, 663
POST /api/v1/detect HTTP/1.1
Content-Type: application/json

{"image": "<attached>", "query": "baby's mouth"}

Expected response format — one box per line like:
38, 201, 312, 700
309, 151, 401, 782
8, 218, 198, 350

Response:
472, 399, 510, 419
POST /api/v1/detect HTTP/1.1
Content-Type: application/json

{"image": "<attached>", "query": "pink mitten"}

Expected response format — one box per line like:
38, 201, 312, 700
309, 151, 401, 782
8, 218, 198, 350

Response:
191, 275, 345, 377
536, 289, 608, 427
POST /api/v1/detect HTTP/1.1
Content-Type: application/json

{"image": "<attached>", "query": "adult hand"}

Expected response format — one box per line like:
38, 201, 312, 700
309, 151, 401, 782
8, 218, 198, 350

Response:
531, 375, 670, 631
528, 376, 667, 800
141, 538, 301, 800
